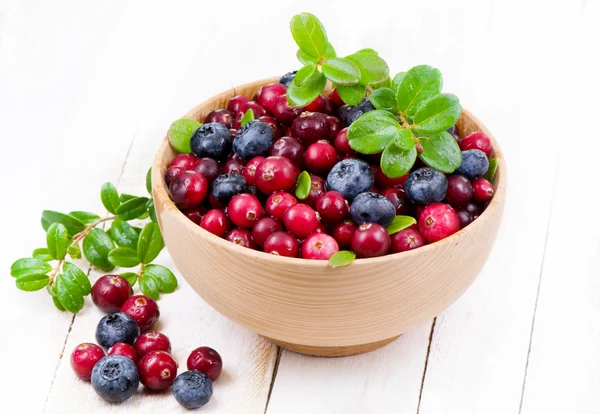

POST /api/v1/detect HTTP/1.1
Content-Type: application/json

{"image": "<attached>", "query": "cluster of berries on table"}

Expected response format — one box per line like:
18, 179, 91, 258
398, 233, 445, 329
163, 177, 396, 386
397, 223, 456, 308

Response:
70, 275, 222, 409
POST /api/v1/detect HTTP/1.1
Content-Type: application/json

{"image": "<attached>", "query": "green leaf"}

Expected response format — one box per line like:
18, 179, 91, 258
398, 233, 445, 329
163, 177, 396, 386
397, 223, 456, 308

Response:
10, 258, 52, 278
147, 199, 157, 223
328, 250, 356, 268
146, 168, 152, 195
297, 49, 318, 65
324, 43, 336, 59
293, 64, 317, 87
143, 264, 178, 293
46, 223, 69, 260
355, 48, 378, 55
100, 183, 120, 214
371, 76, 392, 90
32, 248, 53, 262
116, 196, 150, 221
347, 110, 402, 154
68, 211, 100, 225
386, 215, 417, 235
413, 93, 462, 134
286, 70, 327, 107
345, 51, 389, 85
68, 244, 82, 259
484, 158, 498, 182
62, 262, 91, 295
290, 13, 328, 58
41, 211, 86, 236
15, 274, 50, 291
120, 272, 138, 287
392, 72, 406, 91
396, 65, 442, 116
55, 273, 84, 313
295, 171, 312, 200
108, 247, 141, 268
52, 295, 65, 311
322, 57, 360, 85
369, 87, 398, 113
119, 193, 136, 203
139, 274, 160, 300
168, 118, 202, 154
82, 228, 115, 271
240, 109, 254, 127
381, 142, 418, 178
417, 131, 462, 173
394, 128, 415, 150
334, 84, 366, 106
137, 222, 165, 264
110, 218, 139, 248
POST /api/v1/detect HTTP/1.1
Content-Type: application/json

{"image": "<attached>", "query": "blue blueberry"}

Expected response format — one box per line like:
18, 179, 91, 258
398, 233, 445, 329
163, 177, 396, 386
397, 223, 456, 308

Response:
326, 159, 374, 201
233, 120, 274, 160
95, 312, 140, 349
456, 149, 489, 180
404, 168, 448, 205
447, 125, 456, 135
172, 370, 213, 409
351, 192, 396, 227
190, 123, 232, 162
212, 173, 249, 205
337, 98, 375, 127
279, 71, 297, 87
91, 355, 139, 403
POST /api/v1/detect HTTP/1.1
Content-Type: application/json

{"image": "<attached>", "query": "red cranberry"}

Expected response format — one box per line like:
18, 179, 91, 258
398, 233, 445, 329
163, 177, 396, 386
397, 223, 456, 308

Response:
264, 232, 299, 257
108, 342, 139, 364
283, 204, 319, 239
332, 221, 357, 250
418, 203, 460, 243
305, 174, 326, 207
164, 166, 185, 186
305, 95, 326, 113
351, 223, 391, 258
304, 140, 338, 174
265, 192, 298, 220
301, 233, 339, 260
192, 158, 221, 185
242, 156, 265, 186
315, 191, 348, 224
290, 112, 330, 147
208, 193, 226, 210
225, 228, 256, 249
463, 201, 482, 218
120, 295, 160, 332
227, 95, 251, 113
446, 175, 473, 207
391, 228, 426, 253
272, 95, 304, 124
91, 275, 132, 313
224, 158, 245, 175
255, 156, 299, 194
374, 166, 408, 188
323, 97, 338, 115
380, 187, 415, 216
187, 346, 223, 381
326, 116, 342, 140
169, 171, 208, 209
258, 116, 283, 139
227, 194, 262, 228
329, 89, 344, 106
200, 209, 230, 237
472, 178, 494, 203
70, 343, 105, 381
170, 153, 197, 170
415, 205, 425, 221
138, 351, 178, 391
204, 109, 234, 129
334, 128, 353, 154
252, 217, 283, 247
255, 83, 287, 112
239, 100, 269, 118
460, 132, 493, 156
184, 207, 207, 225
456, 210, 474, 228
268, 136, 305, 169
135, 332, 171, 355
313, 222, 327, 234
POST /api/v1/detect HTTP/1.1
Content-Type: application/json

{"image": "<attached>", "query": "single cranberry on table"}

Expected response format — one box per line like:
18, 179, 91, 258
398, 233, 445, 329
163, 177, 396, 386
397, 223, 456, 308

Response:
135, 332, 172, 355
351, 223, 391, 258
227, 95, 251, 114
301, 233, 339, 260
252, 217, 283, 247
170, 153, 198, 170
227, 194, 263, 228
459, 132, 493, 156
108, 342, 139, 364
315, 191, 348, 224
139, 350, 178, 391
326, 115, 342, 139
332, 221, 357, 250
391, 228, 426, 253
305, 174, 326, 207
192, 158, 221, 185
456, 209, 474, 228
264, 231, 299, 257
200, 209, 230, 237
304, 140, 338, 175
283, 204, 319, 239
472, 177, 494, 203
258, 116, 283, 140
120, 295, 160, 332
265, 191, 298, 220
91, 275, 132, 313
187, 346, 223, 381
164, 166, 185, 187
71, 343, 106, 381
334, 128, 354, 155
290, 112, 330, 147
380, 187, 415, 216
418, 203, 460, 243
268, 136, 305, 169
223, 157, 245, 175
255, 156, 299, 194
169, 171, 208, 209
255, 82, 287, 112
271, 94, 304, 124
204, 109, 234, 129
242, 156, 265, 186
225, 228, 257, 249
445, 175, 473, 207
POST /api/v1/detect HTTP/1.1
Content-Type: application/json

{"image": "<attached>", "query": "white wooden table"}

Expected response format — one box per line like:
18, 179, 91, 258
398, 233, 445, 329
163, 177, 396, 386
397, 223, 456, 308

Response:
1, 0, 599, 412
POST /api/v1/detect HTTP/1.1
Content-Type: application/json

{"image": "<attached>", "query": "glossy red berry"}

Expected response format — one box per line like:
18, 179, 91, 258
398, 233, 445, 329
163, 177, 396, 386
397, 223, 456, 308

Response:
391, 228, 426, 253
446, 175, 473, 207
373, 166, 408, 188
329, 89, 344, 106
305, 95, 326, 113
472, 178, 494, 203
225, 228, 256, 249
264, 232, 299, 257
251, 217, 283, 247
223, 157, 245, 175
170, 153, 197, 170
164, 166, 185, 186
265, 192, 298, 220
71, 343, 105, 381
184, 207, 207, 226
305, 174, 326, 207
227, 194, 263, 228
204, 109, 234, 129
138, 351, 178, 391
169, 171, 208, 209
272, 95, 303, 124
283, 204, 319, 239
187, 346, 223, 381
227, 95, 251, 114
351, 223, 391, 258
108, 342, 139, 364
239, 100, 269, 119
460, 132, 493, 156
334, 128, 353, 155
120, 295, 160, 332
255, 83, 287, 112
418, 203, 460, 243
313, 222, 327, 234
242, 156, 265, 186
456, 210, 474, 228
135, 332, 171, 355
304, 140, 338, 174
258, 116, 283, 139
255, 156, 299, 194
200, 209, 230, 237
326, 115, 342, 140
290, 112, 330, 147
332, 221, 357, 250
268, 136, 305, 169
463, 201, 483, 218
91, 275, 132, 313
315, 191, 348, 224
380, 187, 414, 216
301, 233, 339, 260
192, 158, 221, 185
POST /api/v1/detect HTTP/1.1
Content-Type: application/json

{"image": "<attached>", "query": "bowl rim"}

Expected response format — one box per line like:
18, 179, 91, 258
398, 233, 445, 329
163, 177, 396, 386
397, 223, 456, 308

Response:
152, 78, 507, 269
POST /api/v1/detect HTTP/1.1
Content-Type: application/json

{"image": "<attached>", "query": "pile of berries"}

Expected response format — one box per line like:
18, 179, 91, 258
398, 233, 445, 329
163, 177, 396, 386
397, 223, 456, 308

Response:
70, 275, 222, 409
165, 74, 495, 261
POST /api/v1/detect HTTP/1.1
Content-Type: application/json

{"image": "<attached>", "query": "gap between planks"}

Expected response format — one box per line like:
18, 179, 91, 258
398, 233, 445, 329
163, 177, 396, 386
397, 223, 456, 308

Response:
416, 318, 437, 414
264, 346, 282, 414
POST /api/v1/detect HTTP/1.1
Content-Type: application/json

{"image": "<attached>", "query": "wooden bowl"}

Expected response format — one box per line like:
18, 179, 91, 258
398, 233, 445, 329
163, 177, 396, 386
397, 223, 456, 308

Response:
152, 78, 506, 357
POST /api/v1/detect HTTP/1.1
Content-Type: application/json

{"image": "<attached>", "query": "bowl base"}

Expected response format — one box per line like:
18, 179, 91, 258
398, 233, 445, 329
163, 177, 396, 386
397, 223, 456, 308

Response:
266, 335, 401, 357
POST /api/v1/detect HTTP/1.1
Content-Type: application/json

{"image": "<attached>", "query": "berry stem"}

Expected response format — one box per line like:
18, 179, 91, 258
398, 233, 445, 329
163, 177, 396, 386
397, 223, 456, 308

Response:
48, 258, 65, 285
71, 215, 117, 245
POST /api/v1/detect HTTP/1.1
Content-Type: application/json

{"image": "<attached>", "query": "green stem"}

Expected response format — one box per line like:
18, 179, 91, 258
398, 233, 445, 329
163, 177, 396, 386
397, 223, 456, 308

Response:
71, 215, 117, 245
48, 259, 65, 285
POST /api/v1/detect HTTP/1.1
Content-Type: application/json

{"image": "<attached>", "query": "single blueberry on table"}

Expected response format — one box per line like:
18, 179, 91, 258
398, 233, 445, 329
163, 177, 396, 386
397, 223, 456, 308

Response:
404, 168, 448, 205
91, 355, 139, 403
351, 192, 396, 227
172, 370, 213, 409
456, 149, 489, 180
279, 70, 297, 87
95, 312, 140, 349
337, 98, 375, 127
212, 173, 249, 205
326, 159, 374, 201
233, 120, 274, 160
190, 123, 232, 162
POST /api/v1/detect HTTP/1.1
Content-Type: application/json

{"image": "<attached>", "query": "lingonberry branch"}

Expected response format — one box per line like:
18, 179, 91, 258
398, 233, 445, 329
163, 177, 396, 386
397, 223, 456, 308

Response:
71, 215, 117, 245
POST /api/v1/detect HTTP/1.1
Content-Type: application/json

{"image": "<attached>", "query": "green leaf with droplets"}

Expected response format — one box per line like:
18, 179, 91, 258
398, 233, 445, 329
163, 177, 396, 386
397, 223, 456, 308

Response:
347, 110, 402, 154
334, 83, 366, 106
100, 183, 120, 214
110, 218, 139, 248
381, 141, 417, 178
137, 222, 164, 264
15, 274, 50, 291
10, 258, 52, 278
108, 247, 141, 268
46, 223, 69, 260
369, 87, 398, 113
412, 93, 462, 134
143, 264, 177, 293
55, 273, 84, 313
62, 262, 91, 296
416, 131, 462, 173
396, 65, 442, 116
322, 57, 360, 85
139, 274, 160, 300
82, 228, 115, 271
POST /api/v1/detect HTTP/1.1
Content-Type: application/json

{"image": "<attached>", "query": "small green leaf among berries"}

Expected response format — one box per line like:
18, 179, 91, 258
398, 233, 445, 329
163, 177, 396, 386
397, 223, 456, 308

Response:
386, 216, 417, 235
412, 93, 462, 134
381, 142, 417, 178
416, 131, 462, 173
240, 109, 254, 127
295, 171, 312, 200
168, 118, 201, 154
396, 65, 442, 116
369, 87, 398, 113
321, 57, 361, 85
484, 158, 498, 182
348, 110, 402, 154
120, 272, 138, 287
345, 50, 389, 86
328, 250, 356, 268
287, 69, 327, 107
334, 84, 366, 105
